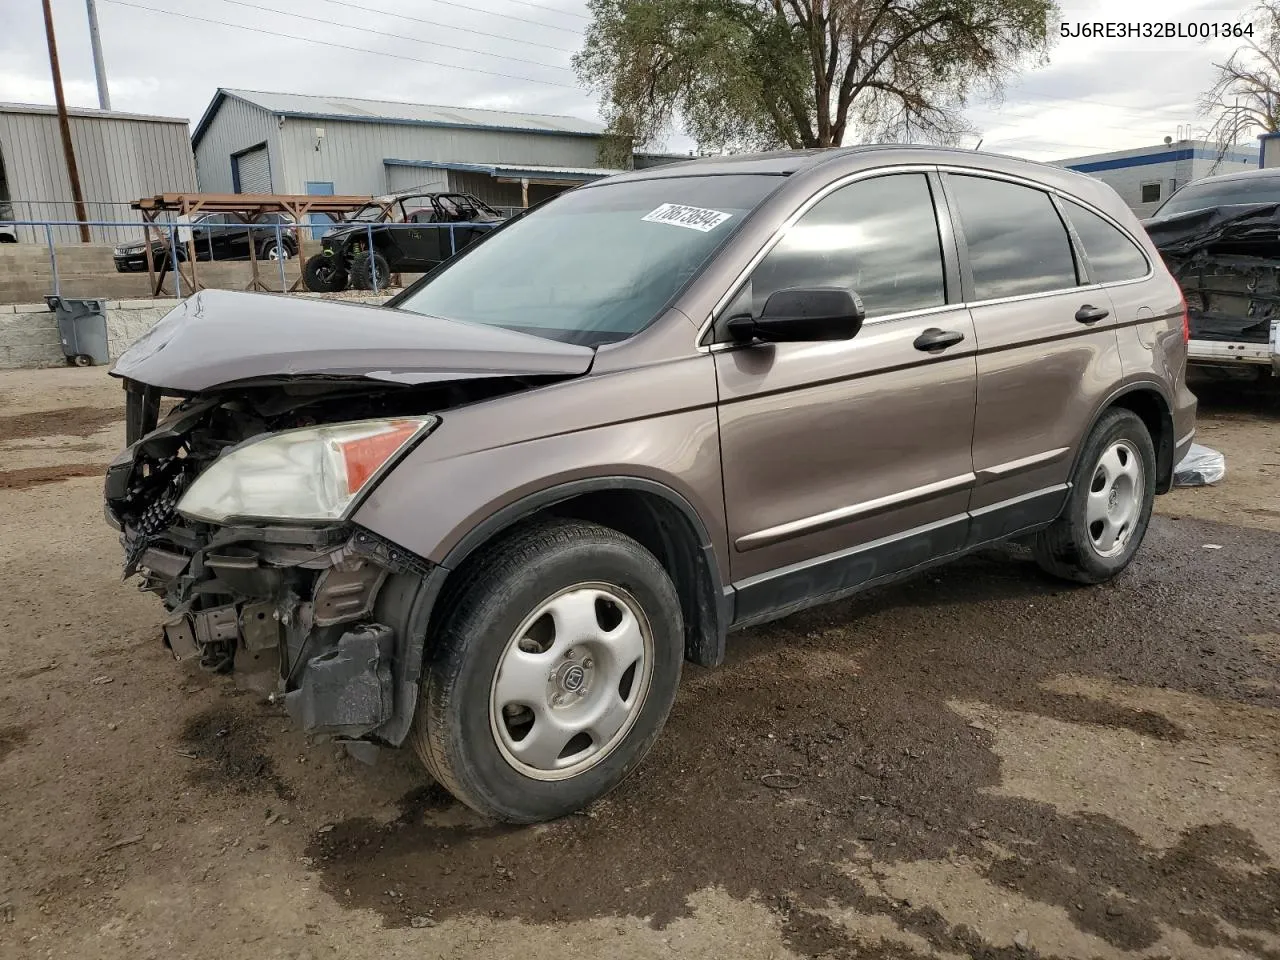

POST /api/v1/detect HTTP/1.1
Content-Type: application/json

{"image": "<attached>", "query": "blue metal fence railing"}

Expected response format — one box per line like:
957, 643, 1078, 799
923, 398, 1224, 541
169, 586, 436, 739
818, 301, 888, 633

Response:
0, 217, 502, 299
2, 200, 169, 244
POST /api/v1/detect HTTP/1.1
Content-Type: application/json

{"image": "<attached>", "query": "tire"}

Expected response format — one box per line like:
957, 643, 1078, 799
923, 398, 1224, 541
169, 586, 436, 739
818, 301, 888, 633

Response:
259, 239, 292, 261
349, 251, 390, 291
302, 253, 347, 292
1033, 408, 1157, 584
410, 519, 684, 823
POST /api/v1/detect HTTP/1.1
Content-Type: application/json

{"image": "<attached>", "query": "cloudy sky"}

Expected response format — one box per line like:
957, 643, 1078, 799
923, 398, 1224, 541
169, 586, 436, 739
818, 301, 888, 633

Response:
0, 0, 1264, 162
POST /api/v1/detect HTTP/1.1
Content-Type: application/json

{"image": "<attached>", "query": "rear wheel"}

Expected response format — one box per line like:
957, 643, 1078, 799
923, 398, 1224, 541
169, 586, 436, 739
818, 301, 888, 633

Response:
1033, 408, 1157, 583
410, 520, 684, 823
302, 253, 346, 292
349, 251, 390, 291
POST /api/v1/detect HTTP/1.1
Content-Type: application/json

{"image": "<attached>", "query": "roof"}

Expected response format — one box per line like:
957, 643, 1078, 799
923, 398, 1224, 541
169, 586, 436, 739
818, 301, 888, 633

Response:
0, 101, 189, 125
384, 159, 626, 182
193, 88, 605, 147
605, 144, 1071, 179
600, 145, 1118, 200
1173, 166, 1280, 184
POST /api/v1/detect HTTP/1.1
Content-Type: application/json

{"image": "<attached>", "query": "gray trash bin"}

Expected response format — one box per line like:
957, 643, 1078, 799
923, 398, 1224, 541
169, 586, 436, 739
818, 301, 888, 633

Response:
44, 296, 109, 366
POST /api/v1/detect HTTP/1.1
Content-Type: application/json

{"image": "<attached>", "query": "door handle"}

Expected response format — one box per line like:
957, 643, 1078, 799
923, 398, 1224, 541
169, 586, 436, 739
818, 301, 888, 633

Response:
913, 328, 965, 351
1075, 304, 1110, 324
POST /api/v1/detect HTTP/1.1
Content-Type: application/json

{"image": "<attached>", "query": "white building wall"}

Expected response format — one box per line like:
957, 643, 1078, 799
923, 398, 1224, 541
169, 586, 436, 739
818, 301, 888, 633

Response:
1055, 141, 1258, 217
273, 117, 601, 195
193, 96, 280, 194
1262, 135, 1280, 168
0, 107, 196, 242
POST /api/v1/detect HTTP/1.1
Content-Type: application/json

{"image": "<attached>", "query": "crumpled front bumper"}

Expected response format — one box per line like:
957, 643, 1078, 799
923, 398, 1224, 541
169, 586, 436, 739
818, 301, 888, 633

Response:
106, 437, 436, 749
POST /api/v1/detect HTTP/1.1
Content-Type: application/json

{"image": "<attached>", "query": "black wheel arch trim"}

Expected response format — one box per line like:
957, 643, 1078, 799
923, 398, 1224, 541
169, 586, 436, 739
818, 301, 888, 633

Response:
1074, 379, 1176, 492
439, 476, 731, 669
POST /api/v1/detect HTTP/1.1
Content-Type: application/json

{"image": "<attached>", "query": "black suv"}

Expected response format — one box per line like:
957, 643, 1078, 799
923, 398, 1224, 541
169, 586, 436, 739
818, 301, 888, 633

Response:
302, 191, 505, 292
113, 213, 297, 272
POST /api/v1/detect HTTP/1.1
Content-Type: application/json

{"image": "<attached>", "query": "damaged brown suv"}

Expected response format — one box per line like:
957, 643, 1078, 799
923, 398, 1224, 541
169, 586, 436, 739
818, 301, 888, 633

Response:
105, 146, 1197, 822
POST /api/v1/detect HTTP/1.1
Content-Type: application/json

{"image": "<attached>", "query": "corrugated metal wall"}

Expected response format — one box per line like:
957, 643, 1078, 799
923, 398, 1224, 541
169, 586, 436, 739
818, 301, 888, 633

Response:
0, 109, 197, 242
386, 165, 448, 194
444, 170, 524, 209
193, 96, 277, 195
275, 117, 600, 195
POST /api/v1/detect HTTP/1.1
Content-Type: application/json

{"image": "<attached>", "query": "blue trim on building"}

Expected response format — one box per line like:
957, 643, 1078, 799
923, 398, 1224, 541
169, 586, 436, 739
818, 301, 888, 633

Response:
1065, 147, 1256, 173
383, 158, 614, 182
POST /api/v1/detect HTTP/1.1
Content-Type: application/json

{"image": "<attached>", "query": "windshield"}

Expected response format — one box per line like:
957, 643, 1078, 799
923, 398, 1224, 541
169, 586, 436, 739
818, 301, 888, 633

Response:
1155, 177, 1280, 217
346, 203, 388, 222
395, 174, 781, 345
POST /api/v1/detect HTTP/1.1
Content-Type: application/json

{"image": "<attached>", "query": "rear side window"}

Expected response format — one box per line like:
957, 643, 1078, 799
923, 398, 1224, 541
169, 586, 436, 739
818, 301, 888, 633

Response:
1063, 200, 1149, 284
949, 175, 1078, 300
741, 172, 946, 320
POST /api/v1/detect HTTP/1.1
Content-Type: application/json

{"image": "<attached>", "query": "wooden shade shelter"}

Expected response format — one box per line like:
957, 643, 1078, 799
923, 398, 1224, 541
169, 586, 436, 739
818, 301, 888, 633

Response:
130, 192, 391, 297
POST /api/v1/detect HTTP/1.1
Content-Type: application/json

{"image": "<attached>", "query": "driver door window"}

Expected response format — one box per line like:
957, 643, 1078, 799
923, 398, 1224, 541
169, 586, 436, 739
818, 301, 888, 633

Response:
728, 173, 947, 324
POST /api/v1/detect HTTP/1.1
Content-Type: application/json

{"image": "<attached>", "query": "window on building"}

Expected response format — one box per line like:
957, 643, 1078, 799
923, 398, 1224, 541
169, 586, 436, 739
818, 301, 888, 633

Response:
1141, 182, 1162, 203
736, 173, 947, 321
1062, 200, 1149, 284
947, 175, 1078, 300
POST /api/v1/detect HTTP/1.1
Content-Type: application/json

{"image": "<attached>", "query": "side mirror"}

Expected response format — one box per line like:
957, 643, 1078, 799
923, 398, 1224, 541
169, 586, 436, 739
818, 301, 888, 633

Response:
727, 288, 865, 343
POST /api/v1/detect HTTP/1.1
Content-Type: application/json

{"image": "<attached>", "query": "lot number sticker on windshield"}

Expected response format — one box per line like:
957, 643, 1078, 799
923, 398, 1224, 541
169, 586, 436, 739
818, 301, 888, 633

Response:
642, 203, 733, 232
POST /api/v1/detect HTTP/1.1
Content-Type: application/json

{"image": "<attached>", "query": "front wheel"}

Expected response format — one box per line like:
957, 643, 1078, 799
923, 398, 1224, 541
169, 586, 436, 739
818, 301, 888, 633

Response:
410, 520, 684, 823
348, 251, 390, 291
1033, 408, 1157, 583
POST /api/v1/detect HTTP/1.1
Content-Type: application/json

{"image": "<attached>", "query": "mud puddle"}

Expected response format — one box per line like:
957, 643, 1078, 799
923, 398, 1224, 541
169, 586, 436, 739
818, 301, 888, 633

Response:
179, 703, 292, 800
0, 406, 123, 441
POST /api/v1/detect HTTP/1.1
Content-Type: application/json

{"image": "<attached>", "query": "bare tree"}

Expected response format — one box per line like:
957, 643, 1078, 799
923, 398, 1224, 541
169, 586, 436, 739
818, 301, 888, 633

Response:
1200, 0, 1280, 154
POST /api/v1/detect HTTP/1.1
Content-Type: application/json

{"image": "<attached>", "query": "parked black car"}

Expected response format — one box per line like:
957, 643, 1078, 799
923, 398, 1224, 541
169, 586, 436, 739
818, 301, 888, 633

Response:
0, 201, 16, 243
302, 191, 505, 292
113, 213, 297, 272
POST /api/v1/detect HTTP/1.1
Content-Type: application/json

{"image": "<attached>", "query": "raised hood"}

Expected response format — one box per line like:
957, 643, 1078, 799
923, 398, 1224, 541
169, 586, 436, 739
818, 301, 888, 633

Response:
110, 289, 595, 392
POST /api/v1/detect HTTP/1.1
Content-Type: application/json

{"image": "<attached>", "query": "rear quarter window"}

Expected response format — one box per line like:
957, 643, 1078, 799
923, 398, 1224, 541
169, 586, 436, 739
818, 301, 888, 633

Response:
1062, 200, 1149, 284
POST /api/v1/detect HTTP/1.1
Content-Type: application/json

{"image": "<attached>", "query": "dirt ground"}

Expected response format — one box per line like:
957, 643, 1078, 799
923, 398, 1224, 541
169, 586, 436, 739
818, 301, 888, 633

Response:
0, 367, 1277, 960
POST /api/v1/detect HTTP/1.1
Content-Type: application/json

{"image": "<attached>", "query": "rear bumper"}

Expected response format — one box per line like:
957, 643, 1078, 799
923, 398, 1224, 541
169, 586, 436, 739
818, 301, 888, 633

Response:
1187, 322, 1280, 374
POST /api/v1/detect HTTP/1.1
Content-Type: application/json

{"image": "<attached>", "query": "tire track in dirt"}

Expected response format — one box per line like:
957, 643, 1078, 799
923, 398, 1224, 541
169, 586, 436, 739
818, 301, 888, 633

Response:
300, 517, 1280, 959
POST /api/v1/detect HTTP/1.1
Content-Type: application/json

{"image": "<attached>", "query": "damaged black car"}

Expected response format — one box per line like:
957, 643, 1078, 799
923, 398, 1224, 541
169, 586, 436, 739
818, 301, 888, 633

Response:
1144, 168, 1280, 379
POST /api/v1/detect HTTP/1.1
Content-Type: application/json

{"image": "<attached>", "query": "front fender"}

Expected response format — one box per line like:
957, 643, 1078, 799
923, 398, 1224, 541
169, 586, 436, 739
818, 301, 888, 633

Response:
352, 406, 728, 575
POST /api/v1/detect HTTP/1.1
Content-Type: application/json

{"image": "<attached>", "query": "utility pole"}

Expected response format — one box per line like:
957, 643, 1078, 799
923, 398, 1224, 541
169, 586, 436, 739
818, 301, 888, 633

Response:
85, 0, 111, 110
41, 0, 92, 242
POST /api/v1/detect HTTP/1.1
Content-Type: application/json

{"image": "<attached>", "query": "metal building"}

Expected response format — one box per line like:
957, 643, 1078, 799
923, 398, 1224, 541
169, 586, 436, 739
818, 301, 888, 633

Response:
192, 89, 621, 212
0, 101, 197, 242
1053, 140, 1258, 218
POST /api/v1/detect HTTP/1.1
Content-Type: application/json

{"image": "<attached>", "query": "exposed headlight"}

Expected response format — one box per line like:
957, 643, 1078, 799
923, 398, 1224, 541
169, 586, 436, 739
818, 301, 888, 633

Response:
115, 244, 143, 255
177, 417, 437, 523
